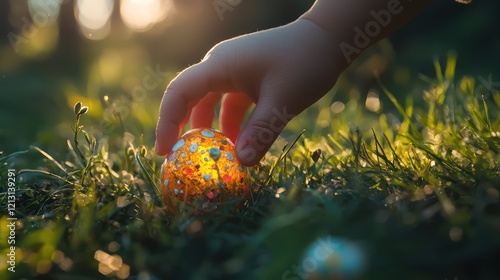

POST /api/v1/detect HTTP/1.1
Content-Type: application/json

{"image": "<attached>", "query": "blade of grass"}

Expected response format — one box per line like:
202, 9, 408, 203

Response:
135, 149, 162, 204
376, 75, 420, 138
265, 130, 305, 186
18, 169, 74, 186
31, 146, 69, 176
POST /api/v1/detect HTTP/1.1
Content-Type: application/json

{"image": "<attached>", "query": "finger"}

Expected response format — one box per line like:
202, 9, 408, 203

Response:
155, 61, 227, 156
220, 92, 254, 143
190, 92, 223, 129
180, 106, 193, 132
235, 93, 296, 166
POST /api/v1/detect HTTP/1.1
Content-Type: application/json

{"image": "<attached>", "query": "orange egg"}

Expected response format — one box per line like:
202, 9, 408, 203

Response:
160, 128, 250, 214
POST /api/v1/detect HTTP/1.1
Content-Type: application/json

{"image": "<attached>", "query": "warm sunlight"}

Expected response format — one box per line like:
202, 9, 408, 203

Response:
120, 0, 173, 32
2, 1, 498, 279
75, 0, 114, 39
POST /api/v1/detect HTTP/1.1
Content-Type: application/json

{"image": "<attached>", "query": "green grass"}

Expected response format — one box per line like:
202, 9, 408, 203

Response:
1, 55, 500, 280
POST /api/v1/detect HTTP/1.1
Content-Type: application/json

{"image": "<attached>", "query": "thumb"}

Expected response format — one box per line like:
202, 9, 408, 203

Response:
235, 98, 296, 166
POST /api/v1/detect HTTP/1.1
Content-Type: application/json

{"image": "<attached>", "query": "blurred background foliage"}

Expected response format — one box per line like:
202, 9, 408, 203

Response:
0, 0, 499, 155
1, 1, 500, 279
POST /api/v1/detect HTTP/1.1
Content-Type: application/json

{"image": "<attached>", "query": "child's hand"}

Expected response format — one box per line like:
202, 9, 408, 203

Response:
155, 19, 345, 166
155, 0, 434, 166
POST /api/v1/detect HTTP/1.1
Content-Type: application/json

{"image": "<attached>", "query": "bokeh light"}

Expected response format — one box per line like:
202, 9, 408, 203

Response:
365, 91, 381, 112
120, 0, 173, 32
28, 0, 62, 25
75, 0, 114, 40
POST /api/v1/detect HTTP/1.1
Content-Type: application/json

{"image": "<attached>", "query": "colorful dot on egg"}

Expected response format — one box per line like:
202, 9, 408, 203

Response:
223, 174, 231, 183
164, 179, 169, 186
190, 142, 198, 152
185, 167, 193, 175
206, 192, 214, 200
204, 157, 208, 162
226, 152, 234, 161
203, 174, 211, 182
172, 139, 185, 151
238, 165, 244, 172
181, 153, 186, 158
209, 147, 221, 160
195, 164, 200, 169
201, 130, 215, 138
221, 140, 227, 145
201, 150, 205, 154
212, 164, 217, 169
174, 189, 179, 195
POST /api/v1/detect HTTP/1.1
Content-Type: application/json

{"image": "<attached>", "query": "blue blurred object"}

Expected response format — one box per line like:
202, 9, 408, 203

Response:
300, 236, 366, 279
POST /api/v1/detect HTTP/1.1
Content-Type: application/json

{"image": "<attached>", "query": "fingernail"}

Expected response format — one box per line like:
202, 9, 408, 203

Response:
237, 145, 257, 166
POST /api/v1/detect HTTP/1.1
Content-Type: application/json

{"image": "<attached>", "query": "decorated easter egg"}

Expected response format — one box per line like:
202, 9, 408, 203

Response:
160, 128, 250, 214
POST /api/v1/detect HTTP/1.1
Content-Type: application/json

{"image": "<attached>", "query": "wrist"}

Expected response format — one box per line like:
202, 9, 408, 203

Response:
300, 0, 435, 65
293, 18, 350, 73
